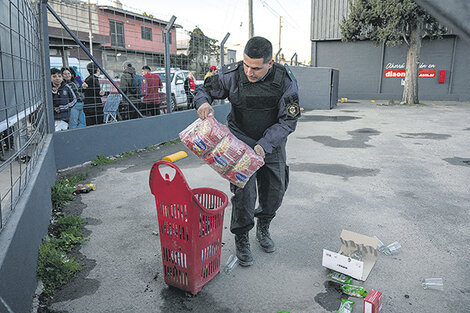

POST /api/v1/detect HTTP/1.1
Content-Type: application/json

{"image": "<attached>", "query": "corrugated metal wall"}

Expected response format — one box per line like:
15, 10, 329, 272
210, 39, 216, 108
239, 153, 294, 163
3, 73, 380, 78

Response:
311, 0, 350, 40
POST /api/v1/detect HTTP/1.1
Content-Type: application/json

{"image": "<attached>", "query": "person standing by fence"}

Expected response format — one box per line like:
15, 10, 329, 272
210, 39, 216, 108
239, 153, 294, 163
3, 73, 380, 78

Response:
120, 61, 142, 119
142, 65, 163, 116
61, 67, 86, 128
83, 62, 105, 126
51, 68, 76, 131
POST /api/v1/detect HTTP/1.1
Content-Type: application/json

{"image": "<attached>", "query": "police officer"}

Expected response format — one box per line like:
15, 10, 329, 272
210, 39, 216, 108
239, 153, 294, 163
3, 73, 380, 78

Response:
195, 36, 300, 266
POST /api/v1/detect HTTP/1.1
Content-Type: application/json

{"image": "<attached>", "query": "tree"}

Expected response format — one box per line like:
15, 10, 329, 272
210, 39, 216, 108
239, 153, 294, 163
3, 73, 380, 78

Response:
188, 27, 219, 78
340, 0, 446, 104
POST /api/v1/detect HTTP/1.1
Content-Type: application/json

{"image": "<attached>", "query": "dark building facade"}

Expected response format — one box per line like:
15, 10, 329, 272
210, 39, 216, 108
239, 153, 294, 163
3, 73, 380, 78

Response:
310, 0, 470, 101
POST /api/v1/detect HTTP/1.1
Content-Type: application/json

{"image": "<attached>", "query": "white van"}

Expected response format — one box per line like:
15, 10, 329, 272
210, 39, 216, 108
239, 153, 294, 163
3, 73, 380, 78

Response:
152, 68, 189, 111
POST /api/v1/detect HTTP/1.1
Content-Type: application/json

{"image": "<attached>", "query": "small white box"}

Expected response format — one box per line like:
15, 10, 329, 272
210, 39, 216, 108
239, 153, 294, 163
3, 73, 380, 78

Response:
321, 230, 378, 281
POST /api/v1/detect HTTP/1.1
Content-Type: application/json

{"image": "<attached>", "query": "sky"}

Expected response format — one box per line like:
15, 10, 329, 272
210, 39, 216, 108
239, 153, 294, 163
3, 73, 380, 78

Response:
98, 0, 312, 64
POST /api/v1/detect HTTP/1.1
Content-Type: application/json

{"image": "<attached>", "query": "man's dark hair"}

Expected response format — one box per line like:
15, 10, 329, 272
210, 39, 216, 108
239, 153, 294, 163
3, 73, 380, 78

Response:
244, 36, 273, 63
86, 62, 99, 75
51, 68, 61, 75
142, 65, 151, 71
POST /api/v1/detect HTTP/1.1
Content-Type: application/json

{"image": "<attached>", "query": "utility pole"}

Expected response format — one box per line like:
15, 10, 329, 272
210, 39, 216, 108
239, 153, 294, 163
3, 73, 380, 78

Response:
248, 0, 254, 39
279, 16, 282, 51
88, 0, 93, 56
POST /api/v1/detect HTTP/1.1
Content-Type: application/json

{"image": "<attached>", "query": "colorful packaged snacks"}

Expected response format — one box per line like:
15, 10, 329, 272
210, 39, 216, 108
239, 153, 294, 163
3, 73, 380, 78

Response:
203, 136, 246, 175
337, 299, 355, 313
179, 115, 229, 157
224, 148, 265, 188
327, 270, 353, 284
179, 115, 264, 188
341, 284, 368, 298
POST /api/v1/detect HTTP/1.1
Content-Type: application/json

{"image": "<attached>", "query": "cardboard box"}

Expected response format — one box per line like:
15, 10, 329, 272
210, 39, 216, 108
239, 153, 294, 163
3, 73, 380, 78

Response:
364, 289, 382, 313
322, 229, 378, 281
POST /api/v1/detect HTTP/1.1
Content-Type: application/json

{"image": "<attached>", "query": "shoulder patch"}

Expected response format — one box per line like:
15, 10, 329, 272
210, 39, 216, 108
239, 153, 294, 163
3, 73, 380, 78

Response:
286, 102, 300, 118
284, 64, 297, 82
222, 62, 240, 74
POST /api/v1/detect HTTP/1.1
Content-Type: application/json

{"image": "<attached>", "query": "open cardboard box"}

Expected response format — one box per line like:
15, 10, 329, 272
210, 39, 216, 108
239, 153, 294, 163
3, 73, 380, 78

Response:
322, 229, 379, 281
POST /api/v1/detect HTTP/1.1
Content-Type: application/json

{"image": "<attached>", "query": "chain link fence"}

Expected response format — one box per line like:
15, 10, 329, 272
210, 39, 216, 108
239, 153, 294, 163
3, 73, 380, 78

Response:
47, 0, 232, 126
0, 0, 49, 231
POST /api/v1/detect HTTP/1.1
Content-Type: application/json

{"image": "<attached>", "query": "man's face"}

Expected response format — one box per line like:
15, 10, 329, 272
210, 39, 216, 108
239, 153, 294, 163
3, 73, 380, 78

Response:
142, 69, 149, 75
51, 73, 63, 86
243, 54, 273, 83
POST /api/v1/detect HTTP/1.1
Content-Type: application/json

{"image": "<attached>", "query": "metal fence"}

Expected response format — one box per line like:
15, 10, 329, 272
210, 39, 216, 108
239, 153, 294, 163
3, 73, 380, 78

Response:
46, 0, 231, 126
0, 0, 49, 231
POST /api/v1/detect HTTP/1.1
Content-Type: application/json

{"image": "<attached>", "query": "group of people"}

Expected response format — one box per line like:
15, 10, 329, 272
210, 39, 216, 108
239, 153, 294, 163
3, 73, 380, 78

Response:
51, 62, 106, 130
120, 61, 164, 118
51, 61, 166, 130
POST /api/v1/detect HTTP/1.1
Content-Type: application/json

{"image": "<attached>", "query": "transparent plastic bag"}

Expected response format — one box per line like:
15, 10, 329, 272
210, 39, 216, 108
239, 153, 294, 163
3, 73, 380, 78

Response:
179, 115, 264, 188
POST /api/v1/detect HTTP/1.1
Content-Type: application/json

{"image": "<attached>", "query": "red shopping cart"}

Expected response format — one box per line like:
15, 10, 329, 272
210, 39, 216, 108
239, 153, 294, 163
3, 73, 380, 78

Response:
149, 160, 228, 295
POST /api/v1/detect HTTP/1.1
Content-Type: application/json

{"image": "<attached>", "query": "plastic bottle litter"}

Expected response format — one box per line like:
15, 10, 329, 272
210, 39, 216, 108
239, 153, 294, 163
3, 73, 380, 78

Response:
422, 278, 444, 291
223, 255, 238, 274
386, 241, 402, 255
337, 298, 355, 313
373, 235, 392, 255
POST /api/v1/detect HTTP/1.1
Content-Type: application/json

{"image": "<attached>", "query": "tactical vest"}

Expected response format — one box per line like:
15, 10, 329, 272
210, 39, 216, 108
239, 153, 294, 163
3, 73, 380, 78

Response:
231, 63, 285, 140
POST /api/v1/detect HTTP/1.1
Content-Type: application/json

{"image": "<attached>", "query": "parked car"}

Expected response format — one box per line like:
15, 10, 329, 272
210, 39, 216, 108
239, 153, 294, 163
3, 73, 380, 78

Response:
152, 68, 191, 111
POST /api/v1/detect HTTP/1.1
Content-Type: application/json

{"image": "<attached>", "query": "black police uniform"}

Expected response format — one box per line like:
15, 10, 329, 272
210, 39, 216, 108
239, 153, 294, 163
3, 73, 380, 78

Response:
194, 60, 300, 235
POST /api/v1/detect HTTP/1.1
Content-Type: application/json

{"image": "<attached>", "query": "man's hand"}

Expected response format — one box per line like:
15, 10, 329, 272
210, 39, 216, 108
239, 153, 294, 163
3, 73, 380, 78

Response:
197, 102, 214, 120
254, 144, 265, 158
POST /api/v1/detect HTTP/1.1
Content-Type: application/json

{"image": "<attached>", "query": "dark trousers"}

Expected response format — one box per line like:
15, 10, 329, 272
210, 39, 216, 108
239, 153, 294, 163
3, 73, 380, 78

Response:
230, 145, 289, 235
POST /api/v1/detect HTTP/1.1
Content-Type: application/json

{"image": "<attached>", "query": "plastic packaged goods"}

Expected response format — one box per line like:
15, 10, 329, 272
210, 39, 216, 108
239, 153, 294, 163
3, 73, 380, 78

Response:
337, 298, 355, 313
341, 284, 368, 298
179, 115, 264, 188
179, 115, 229, 157
203, 136, 246, 175
224, 148, 265, 188
327, 270, 353, 284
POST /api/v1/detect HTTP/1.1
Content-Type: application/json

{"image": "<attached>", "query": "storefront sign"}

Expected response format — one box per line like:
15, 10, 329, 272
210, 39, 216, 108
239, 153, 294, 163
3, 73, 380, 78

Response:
384, 69, 436, 78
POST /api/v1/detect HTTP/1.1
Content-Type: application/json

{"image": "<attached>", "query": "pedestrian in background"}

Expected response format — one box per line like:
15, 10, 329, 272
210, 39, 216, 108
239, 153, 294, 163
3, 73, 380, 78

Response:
51, 68, 76, 131
184, 71, 196, 109
142, 65, 163, 116
120, 61, 141, 119
61, 67, 86, 128
83, 62, 105, 126
204, 65, 217, 80
195, 36, 300, 267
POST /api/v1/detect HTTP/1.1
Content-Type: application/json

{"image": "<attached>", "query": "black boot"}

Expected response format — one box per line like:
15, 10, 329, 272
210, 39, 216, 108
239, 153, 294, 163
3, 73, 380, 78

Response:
235, 233, 254, 266
256, 219, 275, 253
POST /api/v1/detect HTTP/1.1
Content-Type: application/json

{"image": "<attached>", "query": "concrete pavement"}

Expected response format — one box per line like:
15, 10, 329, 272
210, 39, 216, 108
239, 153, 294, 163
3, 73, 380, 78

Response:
49, 100, 470, 313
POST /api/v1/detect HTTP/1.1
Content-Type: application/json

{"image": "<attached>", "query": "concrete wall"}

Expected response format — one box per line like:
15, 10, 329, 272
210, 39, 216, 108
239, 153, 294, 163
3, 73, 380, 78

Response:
313, 36, 470, 101
54, 103, 231, 169
0, 136, 56, 313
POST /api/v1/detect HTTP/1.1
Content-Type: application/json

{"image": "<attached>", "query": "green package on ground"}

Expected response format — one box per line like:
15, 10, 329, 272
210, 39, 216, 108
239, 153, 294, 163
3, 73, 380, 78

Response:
341, 284, 368, 297
337, 298, 355, 313
327, 270, 353, 284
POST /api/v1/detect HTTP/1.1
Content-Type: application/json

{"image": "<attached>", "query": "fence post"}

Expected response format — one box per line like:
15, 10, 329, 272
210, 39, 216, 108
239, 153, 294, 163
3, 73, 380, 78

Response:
220, 32, 230, 68
275, 48, 282, 63
164, 16, 176, 113
290, 53, 297, 66
40, 0, 56, 134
